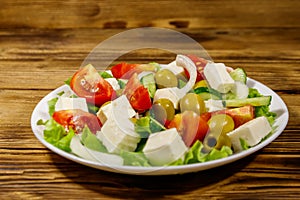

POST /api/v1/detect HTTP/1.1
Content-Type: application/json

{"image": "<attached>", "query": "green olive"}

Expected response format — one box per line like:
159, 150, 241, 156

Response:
208, 114, 235, 134
154, 69, 178, 89
204, 114, 234, 150
202, 130, 231, 150
153, 98, 175, 121
179, 93, 206, 115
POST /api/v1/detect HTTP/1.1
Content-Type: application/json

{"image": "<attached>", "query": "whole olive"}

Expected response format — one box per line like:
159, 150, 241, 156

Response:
153, 98, 175, 121
204, 114, 235, 150
208, 114, 235, 134
179, 93, 206, 115
154, 69, 178, 89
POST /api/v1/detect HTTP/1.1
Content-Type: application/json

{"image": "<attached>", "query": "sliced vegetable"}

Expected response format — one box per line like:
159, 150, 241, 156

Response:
70, 64, 114, 107
111, 62, 139, 79
216, 105, 255, 128
168, 111, 209, 147
230, 68, 247, 84
194, 87, 222, 100
52, 109, 102, 134
122, 73, 152, 112
224, 96, 272, 107
141, 73, 156, 98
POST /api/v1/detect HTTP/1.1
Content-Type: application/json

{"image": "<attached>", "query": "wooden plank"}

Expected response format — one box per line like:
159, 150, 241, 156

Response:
0, 0, 299, 29
0, 150, 299, 199
0, 28, 299, 90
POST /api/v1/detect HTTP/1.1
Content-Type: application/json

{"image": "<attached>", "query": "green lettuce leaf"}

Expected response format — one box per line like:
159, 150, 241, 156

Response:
134, 117, 151, 138
248, 88, 276, 125
87, 103, 99, 114
255, 106, 276, 125
37, 118, 74, 152
56, 129, 75, 152
134, 116, 165, 138
240, 138, 250, 150
81, 126, 108, 153
169, 140, 233, 166
47, 97, 58, 116
99, 71, 113, 78
248, 88, 263, 98
120, 151, 151, 167
64, 77, 72, 86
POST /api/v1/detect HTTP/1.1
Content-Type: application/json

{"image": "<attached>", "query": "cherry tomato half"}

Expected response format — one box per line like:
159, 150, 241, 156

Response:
111, 62, 139, 79
70, 64, 114, 107
122, 73, 152, 112
168, 111, 209, 147
53, 109, 102, 134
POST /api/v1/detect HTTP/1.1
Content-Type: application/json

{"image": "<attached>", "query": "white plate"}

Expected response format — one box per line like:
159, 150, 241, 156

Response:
31, 78, 289, 175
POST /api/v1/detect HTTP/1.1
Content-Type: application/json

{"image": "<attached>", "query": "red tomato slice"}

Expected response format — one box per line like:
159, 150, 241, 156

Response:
122, 73, 152, 112
70, 64, 114, 107
130, 86, 152, 112
184, 55, 208, 82
216, 105, 254, 128
53, 109, 102, 134
168, 111, 209, 147
111, 62, 140, 79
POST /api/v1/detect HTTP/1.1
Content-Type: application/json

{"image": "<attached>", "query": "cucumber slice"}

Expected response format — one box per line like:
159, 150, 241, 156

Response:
230, 68, 247, 84
194, 87, 222, 100
141, 73, 156, 98
224, 96, 272, 107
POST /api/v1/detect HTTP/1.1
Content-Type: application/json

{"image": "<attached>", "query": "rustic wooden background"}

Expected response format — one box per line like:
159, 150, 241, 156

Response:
0, 0, 299, 199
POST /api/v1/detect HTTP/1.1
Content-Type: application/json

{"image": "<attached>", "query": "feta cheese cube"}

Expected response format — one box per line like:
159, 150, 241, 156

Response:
55, 97, 88, 112
227, 116, 272, 152
105, 78, 120, 90
143, 128, 188, 166
204, 63, 235, 93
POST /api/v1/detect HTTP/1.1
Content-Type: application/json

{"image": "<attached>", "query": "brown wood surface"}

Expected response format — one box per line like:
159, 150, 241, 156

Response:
0, 1, 299, 199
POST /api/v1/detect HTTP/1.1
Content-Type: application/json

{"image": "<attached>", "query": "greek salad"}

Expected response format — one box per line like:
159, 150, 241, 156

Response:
37, 54, 276, 166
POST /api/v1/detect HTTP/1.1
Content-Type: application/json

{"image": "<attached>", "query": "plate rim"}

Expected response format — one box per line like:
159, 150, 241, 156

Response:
30, 78, 289, 175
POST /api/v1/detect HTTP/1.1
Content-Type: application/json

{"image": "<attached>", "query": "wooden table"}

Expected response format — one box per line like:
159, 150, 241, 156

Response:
1, 1, 299, 199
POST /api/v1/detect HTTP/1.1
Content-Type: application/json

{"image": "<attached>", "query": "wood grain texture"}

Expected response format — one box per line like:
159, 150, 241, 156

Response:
0, 0, 299, 199
0, 0, 299, 29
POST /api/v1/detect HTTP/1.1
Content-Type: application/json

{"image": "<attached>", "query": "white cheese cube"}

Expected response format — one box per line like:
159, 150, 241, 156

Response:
97, 130, 137, 154
143, 128, 188, 166
96, 95, 136, 125
99, 118, 140, 153
97, 95, 140, 153
105, 78, 120, 90
204, 63, 235, 93
55, 97, 88, 112
227, 116, 272, 152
